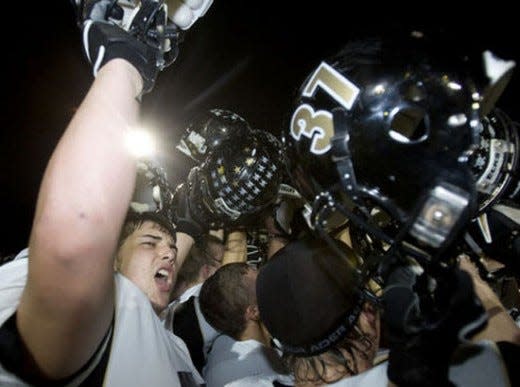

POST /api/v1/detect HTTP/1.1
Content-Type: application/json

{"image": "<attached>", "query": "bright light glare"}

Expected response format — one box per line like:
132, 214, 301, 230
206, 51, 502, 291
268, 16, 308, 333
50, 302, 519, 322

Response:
125, 128, 156, 158
447, 81, 462, 91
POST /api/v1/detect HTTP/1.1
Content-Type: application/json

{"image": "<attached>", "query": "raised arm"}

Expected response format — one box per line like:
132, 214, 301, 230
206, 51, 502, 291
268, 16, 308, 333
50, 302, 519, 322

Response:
17, 56, 142, 380
16, 2, 166, 377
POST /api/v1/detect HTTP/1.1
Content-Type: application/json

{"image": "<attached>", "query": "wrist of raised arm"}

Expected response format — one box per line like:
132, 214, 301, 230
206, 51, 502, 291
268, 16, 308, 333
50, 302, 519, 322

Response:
96, 59, 143, 98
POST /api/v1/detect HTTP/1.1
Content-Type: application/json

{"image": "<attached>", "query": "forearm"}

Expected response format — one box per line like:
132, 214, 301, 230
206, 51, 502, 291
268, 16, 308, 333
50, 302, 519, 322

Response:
222, 230, 247, 264
470, 277, 520, 344
32, 60, 141, 258
459, 256, 520, 344
176, 232, 195, 270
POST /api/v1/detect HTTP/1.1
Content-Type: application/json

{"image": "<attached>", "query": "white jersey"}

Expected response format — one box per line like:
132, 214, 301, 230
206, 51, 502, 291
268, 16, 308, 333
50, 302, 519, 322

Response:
0, 259, 204, 386
177, 283, 204, 304
12, 247, 29, 261
203, 334, 290, 387
163, 283, 220, 360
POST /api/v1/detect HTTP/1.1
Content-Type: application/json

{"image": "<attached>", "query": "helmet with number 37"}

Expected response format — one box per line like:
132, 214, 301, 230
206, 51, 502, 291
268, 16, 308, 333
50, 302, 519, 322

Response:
283, 33, 515, 259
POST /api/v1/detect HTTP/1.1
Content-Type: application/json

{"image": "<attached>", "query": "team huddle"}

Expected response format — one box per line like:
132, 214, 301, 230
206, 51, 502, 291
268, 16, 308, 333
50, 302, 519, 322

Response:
0, 1, 519, 386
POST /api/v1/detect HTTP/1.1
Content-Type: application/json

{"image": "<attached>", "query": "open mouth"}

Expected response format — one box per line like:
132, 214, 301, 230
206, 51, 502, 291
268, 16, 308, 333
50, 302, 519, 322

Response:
154, 269, 171, 292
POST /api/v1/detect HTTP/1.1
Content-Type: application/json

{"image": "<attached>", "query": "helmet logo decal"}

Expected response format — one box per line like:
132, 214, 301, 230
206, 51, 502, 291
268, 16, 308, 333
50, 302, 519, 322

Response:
291, 62, 360, 155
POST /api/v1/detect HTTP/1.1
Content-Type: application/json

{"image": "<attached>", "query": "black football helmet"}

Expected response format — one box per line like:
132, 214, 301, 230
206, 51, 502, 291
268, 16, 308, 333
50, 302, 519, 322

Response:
183, 129, 284, 228
177, 108, 253, 163
470, 108, 519, 212
283, 33, 515, 266
461, 108, 519, 277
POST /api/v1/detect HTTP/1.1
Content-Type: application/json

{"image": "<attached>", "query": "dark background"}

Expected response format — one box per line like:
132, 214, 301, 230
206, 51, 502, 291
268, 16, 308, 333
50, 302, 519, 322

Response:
0, 1, 518, 256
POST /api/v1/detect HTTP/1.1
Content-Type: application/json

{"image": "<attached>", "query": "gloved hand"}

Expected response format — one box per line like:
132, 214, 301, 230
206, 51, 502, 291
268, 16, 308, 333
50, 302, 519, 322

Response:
76, 0, 181, 94
82, 20, 164, 93
267, 183, 306, 238
72, 0, 124, 26
383, 263, 487, 387
171, 167, 219, 240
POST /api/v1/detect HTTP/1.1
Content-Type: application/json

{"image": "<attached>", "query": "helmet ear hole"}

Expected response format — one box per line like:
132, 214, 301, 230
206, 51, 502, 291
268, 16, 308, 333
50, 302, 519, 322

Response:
389, 107, 429, 143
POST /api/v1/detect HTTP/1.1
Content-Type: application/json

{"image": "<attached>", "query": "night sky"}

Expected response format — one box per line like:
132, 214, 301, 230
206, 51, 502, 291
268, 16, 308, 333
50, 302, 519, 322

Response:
1, 1, 518, 256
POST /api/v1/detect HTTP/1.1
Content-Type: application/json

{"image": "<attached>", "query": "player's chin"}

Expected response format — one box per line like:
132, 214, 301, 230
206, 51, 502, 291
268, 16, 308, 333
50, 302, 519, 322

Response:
158, 295, 170, 308
150, 294, 170, 313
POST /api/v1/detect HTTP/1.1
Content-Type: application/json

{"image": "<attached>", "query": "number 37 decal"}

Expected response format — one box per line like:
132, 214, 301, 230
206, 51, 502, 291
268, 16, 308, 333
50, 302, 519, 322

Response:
290, 62, 360, 154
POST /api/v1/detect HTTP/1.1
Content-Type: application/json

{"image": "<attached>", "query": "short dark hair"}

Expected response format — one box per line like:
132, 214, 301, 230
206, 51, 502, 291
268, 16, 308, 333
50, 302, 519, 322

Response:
118, 211, 176, 248
199, 262, 254, 339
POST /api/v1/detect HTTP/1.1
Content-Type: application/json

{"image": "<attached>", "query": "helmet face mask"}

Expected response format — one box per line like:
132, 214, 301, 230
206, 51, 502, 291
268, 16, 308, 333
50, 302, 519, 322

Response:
284, 34, 512, 261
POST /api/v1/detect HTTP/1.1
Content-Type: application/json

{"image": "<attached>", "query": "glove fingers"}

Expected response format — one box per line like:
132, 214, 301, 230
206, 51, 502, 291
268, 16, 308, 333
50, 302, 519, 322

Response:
169, 2, 194, 30
168, 0, 214, 30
